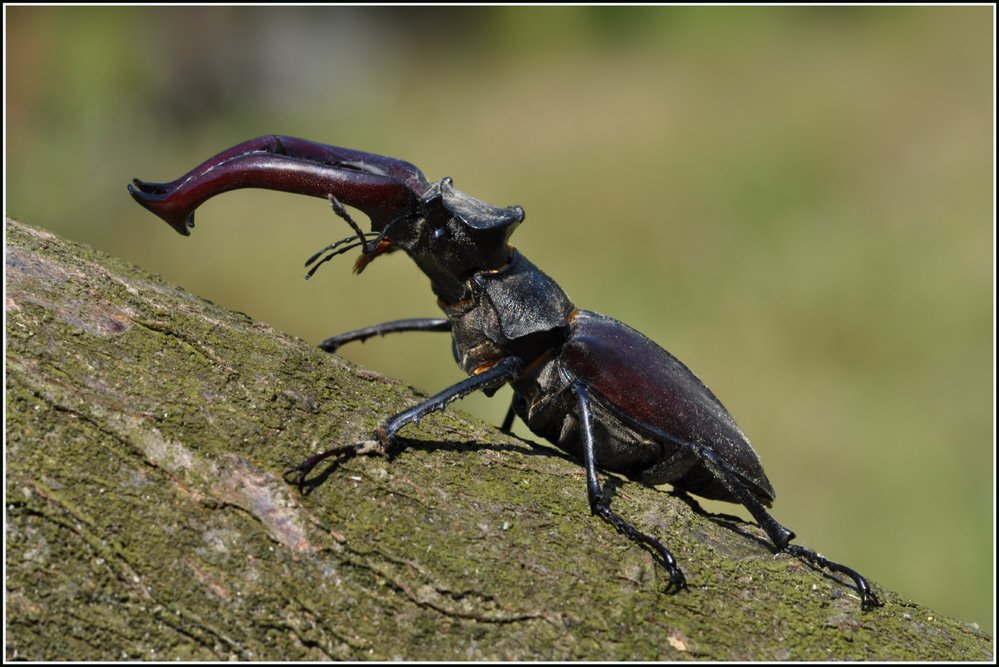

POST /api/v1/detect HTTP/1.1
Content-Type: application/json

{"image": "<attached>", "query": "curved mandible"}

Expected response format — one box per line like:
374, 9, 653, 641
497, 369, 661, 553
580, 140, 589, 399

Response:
128, 136, 430, 235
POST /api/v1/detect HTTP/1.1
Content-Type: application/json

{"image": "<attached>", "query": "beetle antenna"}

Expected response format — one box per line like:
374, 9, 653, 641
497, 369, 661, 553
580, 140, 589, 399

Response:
351, 215, 411, 274
304, 207, 409, 279
304, 232, 379, 268
329, 195, 381, 254
304, 241, 370, 280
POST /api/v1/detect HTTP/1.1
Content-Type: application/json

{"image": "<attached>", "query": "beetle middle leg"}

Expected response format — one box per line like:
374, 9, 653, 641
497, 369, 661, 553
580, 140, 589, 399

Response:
572, 382, 687, 592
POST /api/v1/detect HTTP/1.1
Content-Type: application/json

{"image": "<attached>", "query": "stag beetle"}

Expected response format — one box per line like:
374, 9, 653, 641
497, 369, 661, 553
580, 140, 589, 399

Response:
129, 135, 880, 610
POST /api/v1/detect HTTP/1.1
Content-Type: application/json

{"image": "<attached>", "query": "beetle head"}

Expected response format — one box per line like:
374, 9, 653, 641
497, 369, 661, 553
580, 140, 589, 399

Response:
409, 178, 524, 301
352, 177, 524, 303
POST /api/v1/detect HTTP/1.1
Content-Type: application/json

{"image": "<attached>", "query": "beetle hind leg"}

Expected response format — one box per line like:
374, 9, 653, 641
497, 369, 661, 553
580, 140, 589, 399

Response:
695, 447, 881, 610
572, 382, 686, 593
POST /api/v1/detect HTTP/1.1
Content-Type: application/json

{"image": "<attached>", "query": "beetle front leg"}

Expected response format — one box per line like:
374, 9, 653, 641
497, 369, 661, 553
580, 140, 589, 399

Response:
286, 356, 524, 487
695, 447, 881, 610
572, 382, 687, 593
318, 318, 451, 353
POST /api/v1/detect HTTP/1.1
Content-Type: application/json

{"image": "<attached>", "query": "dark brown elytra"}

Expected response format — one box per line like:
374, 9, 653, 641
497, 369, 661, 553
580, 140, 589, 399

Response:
129, 135, 880, 610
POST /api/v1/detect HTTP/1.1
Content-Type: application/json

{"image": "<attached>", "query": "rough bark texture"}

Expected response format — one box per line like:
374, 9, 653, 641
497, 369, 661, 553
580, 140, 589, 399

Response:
5, 217, 993, 661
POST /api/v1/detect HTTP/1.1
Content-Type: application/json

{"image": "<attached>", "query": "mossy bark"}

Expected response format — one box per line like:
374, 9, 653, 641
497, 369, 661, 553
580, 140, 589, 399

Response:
5, 217, 992, 660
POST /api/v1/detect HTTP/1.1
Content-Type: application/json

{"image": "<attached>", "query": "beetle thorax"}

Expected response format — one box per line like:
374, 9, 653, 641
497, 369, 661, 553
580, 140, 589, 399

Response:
437, 250, 575, 376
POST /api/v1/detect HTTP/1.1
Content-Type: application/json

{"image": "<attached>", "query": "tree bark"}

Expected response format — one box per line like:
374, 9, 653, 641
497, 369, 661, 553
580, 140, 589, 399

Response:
5, 217, 992, 660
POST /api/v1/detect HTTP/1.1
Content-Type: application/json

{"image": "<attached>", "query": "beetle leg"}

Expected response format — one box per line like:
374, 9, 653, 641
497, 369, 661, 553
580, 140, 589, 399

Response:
500, 400, 517, 431
784, 544, 881, 610
379, 356, 523, 439
501, 393, 530, 432
318, 319, 451, 353
695, 447, 881, 610
695, 448, 793, 546
639, 447, 699, 486
572, 382, 687, 593
286, 356, 524, 487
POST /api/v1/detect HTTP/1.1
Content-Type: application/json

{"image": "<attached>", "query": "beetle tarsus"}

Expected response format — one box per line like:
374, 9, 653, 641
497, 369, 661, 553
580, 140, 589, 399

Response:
786, 544, 881, 610
283, 442, 366, 489
695, 444, 879, 607
593, 503, 687, 592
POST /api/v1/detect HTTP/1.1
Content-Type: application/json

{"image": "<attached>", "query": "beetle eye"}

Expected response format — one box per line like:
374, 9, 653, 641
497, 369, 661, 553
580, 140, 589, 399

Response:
430, 226, 449, 247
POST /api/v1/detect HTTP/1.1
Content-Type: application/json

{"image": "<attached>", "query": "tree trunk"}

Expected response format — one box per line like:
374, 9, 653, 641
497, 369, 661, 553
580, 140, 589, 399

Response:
5, 217, 992, 660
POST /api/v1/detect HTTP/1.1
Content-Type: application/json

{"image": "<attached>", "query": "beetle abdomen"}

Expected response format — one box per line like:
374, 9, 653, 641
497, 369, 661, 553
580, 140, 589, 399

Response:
562, 310, 776, 505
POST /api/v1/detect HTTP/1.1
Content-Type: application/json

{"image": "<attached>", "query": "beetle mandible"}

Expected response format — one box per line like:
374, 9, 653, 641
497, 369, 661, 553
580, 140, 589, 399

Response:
129, 135, 880, 610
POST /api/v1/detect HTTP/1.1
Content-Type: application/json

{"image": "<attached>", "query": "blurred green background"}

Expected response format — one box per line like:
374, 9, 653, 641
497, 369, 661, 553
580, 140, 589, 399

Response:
6, 7, 993, 632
